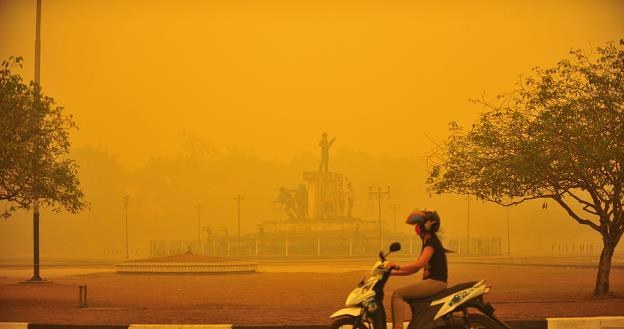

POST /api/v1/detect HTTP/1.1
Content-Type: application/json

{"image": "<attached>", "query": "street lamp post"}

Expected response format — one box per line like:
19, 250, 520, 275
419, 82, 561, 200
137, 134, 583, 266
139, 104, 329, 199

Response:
369, 186, 390, 250
123, 195, 129, 260
234, 195, 245, 239
30, 200, 42, 281
28, 0, 43, 283
391, 204, 400, 233
466, 195, 470, 255
507, 207, 511, 256
197, 202, 202, 254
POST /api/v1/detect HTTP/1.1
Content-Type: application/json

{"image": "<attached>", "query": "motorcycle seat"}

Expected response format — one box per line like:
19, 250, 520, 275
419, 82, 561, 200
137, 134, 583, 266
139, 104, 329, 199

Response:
403, 281, 478, 304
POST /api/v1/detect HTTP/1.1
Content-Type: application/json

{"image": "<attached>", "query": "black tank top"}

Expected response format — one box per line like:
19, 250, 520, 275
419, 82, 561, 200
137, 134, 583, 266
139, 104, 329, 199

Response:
422, 234, 448, 283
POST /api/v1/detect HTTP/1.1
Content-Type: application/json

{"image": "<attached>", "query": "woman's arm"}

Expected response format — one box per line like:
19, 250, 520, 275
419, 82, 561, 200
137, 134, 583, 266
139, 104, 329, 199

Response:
388, 246, 434, 276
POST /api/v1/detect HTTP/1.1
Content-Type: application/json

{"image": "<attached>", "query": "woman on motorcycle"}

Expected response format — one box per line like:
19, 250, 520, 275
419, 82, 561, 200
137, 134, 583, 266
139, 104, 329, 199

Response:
385, 210, 449, 329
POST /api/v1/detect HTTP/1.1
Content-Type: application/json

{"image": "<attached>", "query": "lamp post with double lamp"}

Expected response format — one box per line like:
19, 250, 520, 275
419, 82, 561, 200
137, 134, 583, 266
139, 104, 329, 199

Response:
369, 186, 390, 250
234, 195, 244, 239
390, 204, 400, 233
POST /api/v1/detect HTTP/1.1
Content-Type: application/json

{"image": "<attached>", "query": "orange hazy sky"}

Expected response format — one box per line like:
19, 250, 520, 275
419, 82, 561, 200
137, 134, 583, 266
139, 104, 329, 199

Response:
1, 0, 622, 167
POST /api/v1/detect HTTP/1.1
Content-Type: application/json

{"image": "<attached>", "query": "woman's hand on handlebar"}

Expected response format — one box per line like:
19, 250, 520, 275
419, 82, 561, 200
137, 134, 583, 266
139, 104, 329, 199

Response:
384, 262, 400, 271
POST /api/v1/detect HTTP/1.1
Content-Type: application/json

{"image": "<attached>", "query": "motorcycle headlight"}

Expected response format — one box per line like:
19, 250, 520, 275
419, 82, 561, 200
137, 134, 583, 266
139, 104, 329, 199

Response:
363, 300, 378, 312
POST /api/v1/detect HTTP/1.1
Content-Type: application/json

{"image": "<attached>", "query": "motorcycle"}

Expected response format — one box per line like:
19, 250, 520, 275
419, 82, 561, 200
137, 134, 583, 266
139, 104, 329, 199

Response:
329, 242, 510, 329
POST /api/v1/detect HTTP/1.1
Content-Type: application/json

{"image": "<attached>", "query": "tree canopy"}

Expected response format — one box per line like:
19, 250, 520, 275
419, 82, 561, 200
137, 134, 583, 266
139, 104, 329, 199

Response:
426, 40, 624, 296
0, 57, 85, 218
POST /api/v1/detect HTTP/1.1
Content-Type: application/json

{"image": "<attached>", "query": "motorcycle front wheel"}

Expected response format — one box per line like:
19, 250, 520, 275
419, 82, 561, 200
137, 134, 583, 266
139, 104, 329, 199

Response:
329, 315, 372, 329
465, 314, 507, 329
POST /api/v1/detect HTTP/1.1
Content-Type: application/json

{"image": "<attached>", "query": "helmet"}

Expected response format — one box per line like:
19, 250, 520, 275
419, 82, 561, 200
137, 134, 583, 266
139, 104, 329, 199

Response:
405, 210, 441, 234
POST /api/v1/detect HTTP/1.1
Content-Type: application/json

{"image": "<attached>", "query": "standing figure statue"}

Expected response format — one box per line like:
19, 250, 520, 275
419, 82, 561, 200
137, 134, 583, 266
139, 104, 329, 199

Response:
319, 132, 336, 172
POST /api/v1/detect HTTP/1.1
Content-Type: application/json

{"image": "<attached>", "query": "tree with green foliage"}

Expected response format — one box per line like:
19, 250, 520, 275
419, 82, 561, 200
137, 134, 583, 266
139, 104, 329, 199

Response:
0, 56, 85, 218
427, 40, 624, 297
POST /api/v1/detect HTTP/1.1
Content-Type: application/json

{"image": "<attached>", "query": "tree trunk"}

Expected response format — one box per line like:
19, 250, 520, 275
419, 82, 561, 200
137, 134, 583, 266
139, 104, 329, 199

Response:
594, 240, 614, 297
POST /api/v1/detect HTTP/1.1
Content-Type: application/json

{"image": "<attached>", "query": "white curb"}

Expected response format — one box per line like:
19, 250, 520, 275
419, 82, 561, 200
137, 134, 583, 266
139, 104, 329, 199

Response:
129, 325, 233, 329
547, 316, 624, 329
386, 322, 410, 328
0, 324, 28, 329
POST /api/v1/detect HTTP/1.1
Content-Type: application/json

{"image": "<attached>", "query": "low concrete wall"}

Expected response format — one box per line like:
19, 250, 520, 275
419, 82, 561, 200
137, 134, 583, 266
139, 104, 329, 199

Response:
115, 262, 257, 273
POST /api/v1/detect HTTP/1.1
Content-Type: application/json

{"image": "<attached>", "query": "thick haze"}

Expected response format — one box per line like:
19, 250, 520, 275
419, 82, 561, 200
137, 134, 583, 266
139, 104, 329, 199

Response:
1, 0, 623, 259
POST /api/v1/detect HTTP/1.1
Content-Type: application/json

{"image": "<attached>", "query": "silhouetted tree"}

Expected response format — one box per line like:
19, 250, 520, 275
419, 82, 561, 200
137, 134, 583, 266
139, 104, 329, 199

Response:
427, 40, 624, 296
0, 57, 85, 217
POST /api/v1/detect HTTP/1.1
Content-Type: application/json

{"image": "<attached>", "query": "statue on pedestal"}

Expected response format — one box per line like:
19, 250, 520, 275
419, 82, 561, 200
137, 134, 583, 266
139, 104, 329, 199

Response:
295, 184, 308, 219
277, 186, 297, 220
275, 185, 309, 220
319, 132, 336, 172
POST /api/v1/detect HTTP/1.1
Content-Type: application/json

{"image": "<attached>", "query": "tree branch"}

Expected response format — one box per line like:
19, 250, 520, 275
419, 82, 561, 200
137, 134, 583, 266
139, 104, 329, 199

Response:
565, 189, 599, 213
552, 196, 601, 232
483, 193, 558, 207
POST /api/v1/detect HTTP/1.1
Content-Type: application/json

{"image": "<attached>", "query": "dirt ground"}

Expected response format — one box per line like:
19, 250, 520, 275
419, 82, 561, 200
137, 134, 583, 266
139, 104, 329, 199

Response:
0, 260, 623, 325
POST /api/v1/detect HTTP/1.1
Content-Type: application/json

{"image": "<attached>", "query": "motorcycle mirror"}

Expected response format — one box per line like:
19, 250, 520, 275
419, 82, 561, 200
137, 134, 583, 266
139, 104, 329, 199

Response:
389, 242, 401, 253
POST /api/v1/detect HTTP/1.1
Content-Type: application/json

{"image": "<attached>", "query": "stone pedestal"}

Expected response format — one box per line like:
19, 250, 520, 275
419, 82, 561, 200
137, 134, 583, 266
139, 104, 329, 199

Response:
303, 171, 344, 219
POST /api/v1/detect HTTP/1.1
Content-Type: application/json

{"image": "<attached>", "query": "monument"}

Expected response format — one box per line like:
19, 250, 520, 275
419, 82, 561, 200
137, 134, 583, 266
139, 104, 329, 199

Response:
257, 133, 384, 252
274, 133, 353, 221
308, 133, 342, 219
147, 134, 501, 258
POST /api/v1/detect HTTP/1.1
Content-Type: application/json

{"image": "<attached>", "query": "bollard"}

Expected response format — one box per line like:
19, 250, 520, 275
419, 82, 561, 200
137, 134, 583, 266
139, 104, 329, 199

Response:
79, 285, 88, 308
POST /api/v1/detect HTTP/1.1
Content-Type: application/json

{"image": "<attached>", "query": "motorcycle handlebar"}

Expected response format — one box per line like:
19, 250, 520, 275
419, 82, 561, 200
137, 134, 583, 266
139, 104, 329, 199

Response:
378, 250, 399, 271
378, 264, 399, 270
